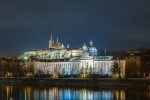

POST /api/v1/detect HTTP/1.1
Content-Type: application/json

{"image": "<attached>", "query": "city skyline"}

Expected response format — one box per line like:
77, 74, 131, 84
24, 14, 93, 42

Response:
1, 1, 150, 100
0, 0, 150, 56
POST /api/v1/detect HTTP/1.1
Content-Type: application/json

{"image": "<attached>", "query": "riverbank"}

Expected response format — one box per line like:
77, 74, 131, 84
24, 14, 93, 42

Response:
0, 77, 150, 87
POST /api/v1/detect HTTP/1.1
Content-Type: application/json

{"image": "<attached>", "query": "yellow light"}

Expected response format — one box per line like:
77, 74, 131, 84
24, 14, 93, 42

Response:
26, 72, 33, 77
80, 74, 88, 78
52, 73, 58, 78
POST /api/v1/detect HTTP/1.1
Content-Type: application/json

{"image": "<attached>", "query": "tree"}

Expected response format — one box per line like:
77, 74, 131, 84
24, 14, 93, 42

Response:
112, 61, 121, 78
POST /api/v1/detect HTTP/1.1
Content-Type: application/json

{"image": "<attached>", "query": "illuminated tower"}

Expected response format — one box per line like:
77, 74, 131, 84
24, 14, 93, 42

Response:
49, 33, 54, 48
56, 37, 59, 43
67, 44, 69, 48
56, 37, 61, 48
82, 42, 87, 51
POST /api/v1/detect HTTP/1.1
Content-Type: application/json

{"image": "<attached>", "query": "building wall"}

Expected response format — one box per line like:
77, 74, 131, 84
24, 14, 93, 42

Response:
34, 60, 126, 78
125, 53, 141, 77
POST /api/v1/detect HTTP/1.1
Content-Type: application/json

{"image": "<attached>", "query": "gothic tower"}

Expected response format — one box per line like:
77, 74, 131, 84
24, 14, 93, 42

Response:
49, 33, 54, 48
56, 37, 61, 48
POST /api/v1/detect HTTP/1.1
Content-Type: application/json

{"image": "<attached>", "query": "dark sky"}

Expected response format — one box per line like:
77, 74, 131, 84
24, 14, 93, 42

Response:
0, 0, 150, 56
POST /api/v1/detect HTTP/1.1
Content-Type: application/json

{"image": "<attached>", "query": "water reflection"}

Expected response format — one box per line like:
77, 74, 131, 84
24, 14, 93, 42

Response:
0, 84, 150, 100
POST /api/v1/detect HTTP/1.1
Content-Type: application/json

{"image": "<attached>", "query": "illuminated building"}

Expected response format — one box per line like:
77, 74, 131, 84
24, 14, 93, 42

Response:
49, 33, 62, 49
19, 34, 125, 78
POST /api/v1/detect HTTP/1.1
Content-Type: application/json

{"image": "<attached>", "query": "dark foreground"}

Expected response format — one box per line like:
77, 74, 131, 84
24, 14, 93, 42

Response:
1, 78, 150, 87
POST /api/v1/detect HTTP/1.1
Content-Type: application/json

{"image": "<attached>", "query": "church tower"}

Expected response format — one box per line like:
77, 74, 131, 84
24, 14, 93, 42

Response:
49, 33, 54, 48
56, 37, 61, 48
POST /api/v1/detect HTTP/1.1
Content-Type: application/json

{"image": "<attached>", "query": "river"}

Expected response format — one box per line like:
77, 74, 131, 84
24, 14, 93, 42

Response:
0, 84, 150, 100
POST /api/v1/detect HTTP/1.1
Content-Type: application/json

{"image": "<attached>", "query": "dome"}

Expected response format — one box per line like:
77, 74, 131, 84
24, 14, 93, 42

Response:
88, 46, 98, 56
89, 47, 97, 52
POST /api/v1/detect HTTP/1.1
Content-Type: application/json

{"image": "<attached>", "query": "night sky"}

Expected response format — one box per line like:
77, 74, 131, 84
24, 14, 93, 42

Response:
0, 0, 150, 56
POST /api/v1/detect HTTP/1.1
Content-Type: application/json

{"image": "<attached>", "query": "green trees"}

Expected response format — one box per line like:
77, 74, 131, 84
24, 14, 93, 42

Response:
112, 61, 121, 79
0, 58, 34, 77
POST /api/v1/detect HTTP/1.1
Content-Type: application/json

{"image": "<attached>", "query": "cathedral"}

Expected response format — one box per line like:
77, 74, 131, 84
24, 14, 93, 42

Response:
48, 33, 65, 49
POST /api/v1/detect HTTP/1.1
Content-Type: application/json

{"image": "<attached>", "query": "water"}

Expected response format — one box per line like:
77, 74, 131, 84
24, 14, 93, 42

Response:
0, 84, 150, 100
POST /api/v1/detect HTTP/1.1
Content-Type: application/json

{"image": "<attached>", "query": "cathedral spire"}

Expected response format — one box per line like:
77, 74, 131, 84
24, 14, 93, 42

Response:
61, 43, 65, 48
67, 44, 69, 48
49, 32, 54, 48
50, 32, 53, 42
56, 37, 59, 43
82, 42, 87, 50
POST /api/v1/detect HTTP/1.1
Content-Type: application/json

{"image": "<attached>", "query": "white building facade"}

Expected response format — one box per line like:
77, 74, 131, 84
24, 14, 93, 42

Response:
34, 58, 125, 78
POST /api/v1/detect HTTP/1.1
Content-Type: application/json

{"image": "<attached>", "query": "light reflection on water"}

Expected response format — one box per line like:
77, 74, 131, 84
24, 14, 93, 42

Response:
0, 84, 149, 100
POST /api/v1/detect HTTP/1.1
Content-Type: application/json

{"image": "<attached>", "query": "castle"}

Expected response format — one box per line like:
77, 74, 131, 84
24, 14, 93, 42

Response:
19, 33, 125, 78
